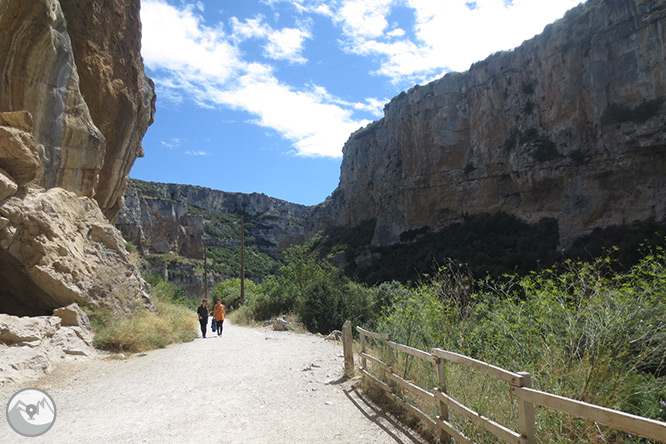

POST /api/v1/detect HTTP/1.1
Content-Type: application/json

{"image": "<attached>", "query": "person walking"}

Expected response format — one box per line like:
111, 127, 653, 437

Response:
197, 299, 209, 338
214, 299, 226, 336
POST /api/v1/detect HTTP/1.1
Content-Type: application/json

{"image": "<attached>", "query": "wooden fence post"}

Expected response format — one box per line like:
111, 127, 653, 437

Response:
360, 330, 367, 370
342, 320, 354, 376
517, 371, 536, 444
436, 356, 451, 443
386, 334, 396, 390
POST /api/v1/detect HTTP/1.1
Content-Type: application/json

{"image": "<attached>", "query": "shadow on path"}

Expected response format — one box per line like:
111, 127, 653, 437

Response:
342, 385, 432, 444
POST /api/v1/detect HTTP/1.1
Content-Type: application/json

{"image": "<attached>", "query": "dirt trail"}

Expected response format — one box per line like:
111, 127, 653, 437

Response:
0, 322, 429, 443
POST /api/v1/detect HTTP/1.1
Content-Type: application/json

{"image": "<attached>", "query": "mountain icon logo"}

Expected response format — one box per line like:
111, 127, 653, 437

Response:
6, 388, 56, 437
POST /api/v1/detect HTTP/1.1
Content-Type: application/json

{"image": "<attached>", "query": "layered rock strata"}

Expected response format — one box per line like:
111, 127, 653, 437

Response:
0, 0, 155, 219
0, 112, 151, 317
310, 0, 666, 247
0, 0, 155, 382
116, 180, 309, 259
117, 183, 206, 259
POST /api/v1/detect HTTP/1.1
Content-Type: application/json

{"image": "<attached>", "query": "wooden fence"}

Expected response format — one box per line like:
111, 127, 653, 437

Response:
341, 324, 666, 444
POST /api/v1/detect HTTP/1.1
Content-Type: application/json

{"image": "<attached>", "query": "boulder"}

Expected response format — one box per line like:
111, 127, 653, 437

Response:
272, 317, 292, 332
0, 312, 96, 385
53, 303, 92, 330
325, 330, 343, 341
0, 314, 60, 345
0, 113, 43, 186
0, 168, 18, 202
0, 186, 152, 316
49, 327, 96, 357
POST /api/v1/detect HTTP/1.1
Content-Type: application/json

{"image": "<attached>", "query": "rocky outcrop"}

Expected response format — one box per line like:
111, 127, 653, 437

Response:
117, 183, 205, 259
0, 304, 97, 385
0, 0, 155, 383
0, 185, 152, 316
59, 0, 156, 220
116, 180, 309, 259
310, 0, 666, 247
0, 81, 151, 319
0, 0, 155, 219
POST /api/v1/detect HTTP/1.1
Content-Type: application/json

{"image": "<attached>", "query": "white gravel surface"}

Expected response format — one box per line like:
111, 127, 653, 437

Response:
1, 322, 430, 443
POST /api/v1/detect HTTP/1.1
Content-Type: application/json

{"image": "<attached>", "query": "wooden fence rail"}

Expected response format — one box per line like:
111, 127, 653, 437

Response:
344, 324, 666, 444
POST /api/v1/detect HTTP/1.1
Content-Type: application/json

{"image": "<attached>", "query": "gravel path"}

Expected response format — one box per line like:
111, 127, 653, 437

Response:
0, 322, 430, 443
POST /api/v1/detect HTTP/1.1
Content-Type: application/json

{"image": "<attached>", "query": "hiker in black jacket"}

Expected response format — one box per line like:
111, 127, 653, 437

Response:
197, 299, 209, 338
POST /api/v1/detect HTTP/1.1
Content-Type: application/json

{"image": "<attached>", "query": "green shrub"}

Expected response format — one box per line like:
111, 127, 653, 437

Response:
365, 243, 666, 442
211, 278, 261, 311
228, 245, 376, 334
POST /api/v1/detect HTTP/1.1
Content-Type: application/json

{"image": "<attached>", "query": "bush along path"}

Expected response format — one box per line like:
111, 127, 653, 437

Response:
0, 321, 430, 444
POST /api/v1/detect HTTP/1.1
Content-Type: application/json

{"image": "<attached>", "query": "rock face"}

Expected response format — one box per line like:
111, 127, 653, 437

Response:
0, 185, 152, 316
116, 180, 310, 260
0, 305, 97, 385
0, 0, 155, 219
310, 0, 666, 247
0, 0, 155, 383
0, 0, 154, 318
59, 0, 156, 221
117, 182, 206, 259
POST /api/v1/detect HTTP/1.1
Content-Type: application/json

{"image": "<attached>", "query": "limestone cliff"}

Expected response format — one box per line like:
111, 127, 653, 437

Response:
0, 1, 154, 315
116, 180, 309, 260
310, 0, 666, 247
0, 0, 155, 219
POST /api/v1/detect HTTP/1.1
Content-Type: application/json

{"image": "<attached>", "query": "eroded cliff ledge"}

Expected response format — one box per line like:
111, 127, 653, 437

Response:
0, 0, 155, 220
0, 0, 154, 318
310, 0, 666, 247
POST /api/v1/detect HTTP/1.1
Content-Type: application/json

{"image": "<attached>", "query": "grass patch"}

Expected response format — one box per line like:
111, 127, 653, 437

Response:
89, 279, 198, 353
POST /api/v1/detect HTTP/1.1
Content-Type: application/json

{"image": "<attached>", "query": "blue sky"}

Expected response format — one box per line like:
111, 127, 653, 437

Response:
134, 0, 582, 206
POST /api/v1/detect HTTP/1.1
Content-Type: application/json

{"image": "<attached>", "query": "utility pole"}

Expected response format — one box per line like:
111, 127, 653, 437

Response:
240, 215, 245, 303
203, 238, 208, 300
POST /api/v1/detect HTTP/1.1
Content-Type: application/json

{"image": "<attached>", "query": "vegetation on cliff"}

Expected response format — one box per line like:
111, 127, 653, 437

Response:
305, 213, 666, 285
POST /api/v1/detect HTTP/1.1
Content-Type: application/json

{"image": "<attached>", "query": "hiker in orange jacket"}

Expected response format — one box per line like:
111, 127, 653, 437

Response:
214, 299, 226, 336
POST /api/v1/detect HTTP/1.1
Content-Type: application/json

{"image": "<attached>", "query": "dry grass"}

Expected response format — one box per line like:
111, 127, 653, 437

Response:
91, 299, 198, 353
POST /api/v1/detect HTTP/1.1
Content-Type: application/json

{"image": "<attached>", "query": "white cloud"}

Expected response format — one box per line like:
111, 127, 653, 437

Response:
185, 150, 212, 156
336, 0, 394, 39
264, 27, 311, 63
353, 98, 386, 116
141, 0, 371, 158
142, 0, 583, 158
215, 65, 369, 156
141, 1, 242, 83
230, 16, 268, 42
327, 0, 583, 82
161, 138, 183, 149
230, 16, 310, 63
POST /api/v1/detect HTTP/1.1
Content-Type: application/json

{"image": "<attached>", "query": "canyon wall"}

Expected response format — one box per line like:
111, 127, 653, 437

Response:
310, 0, 666, 247
0, 0, 154, 316
0, 0, 155, 382
0, 0, 155, 220
116, 180, 309, 260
